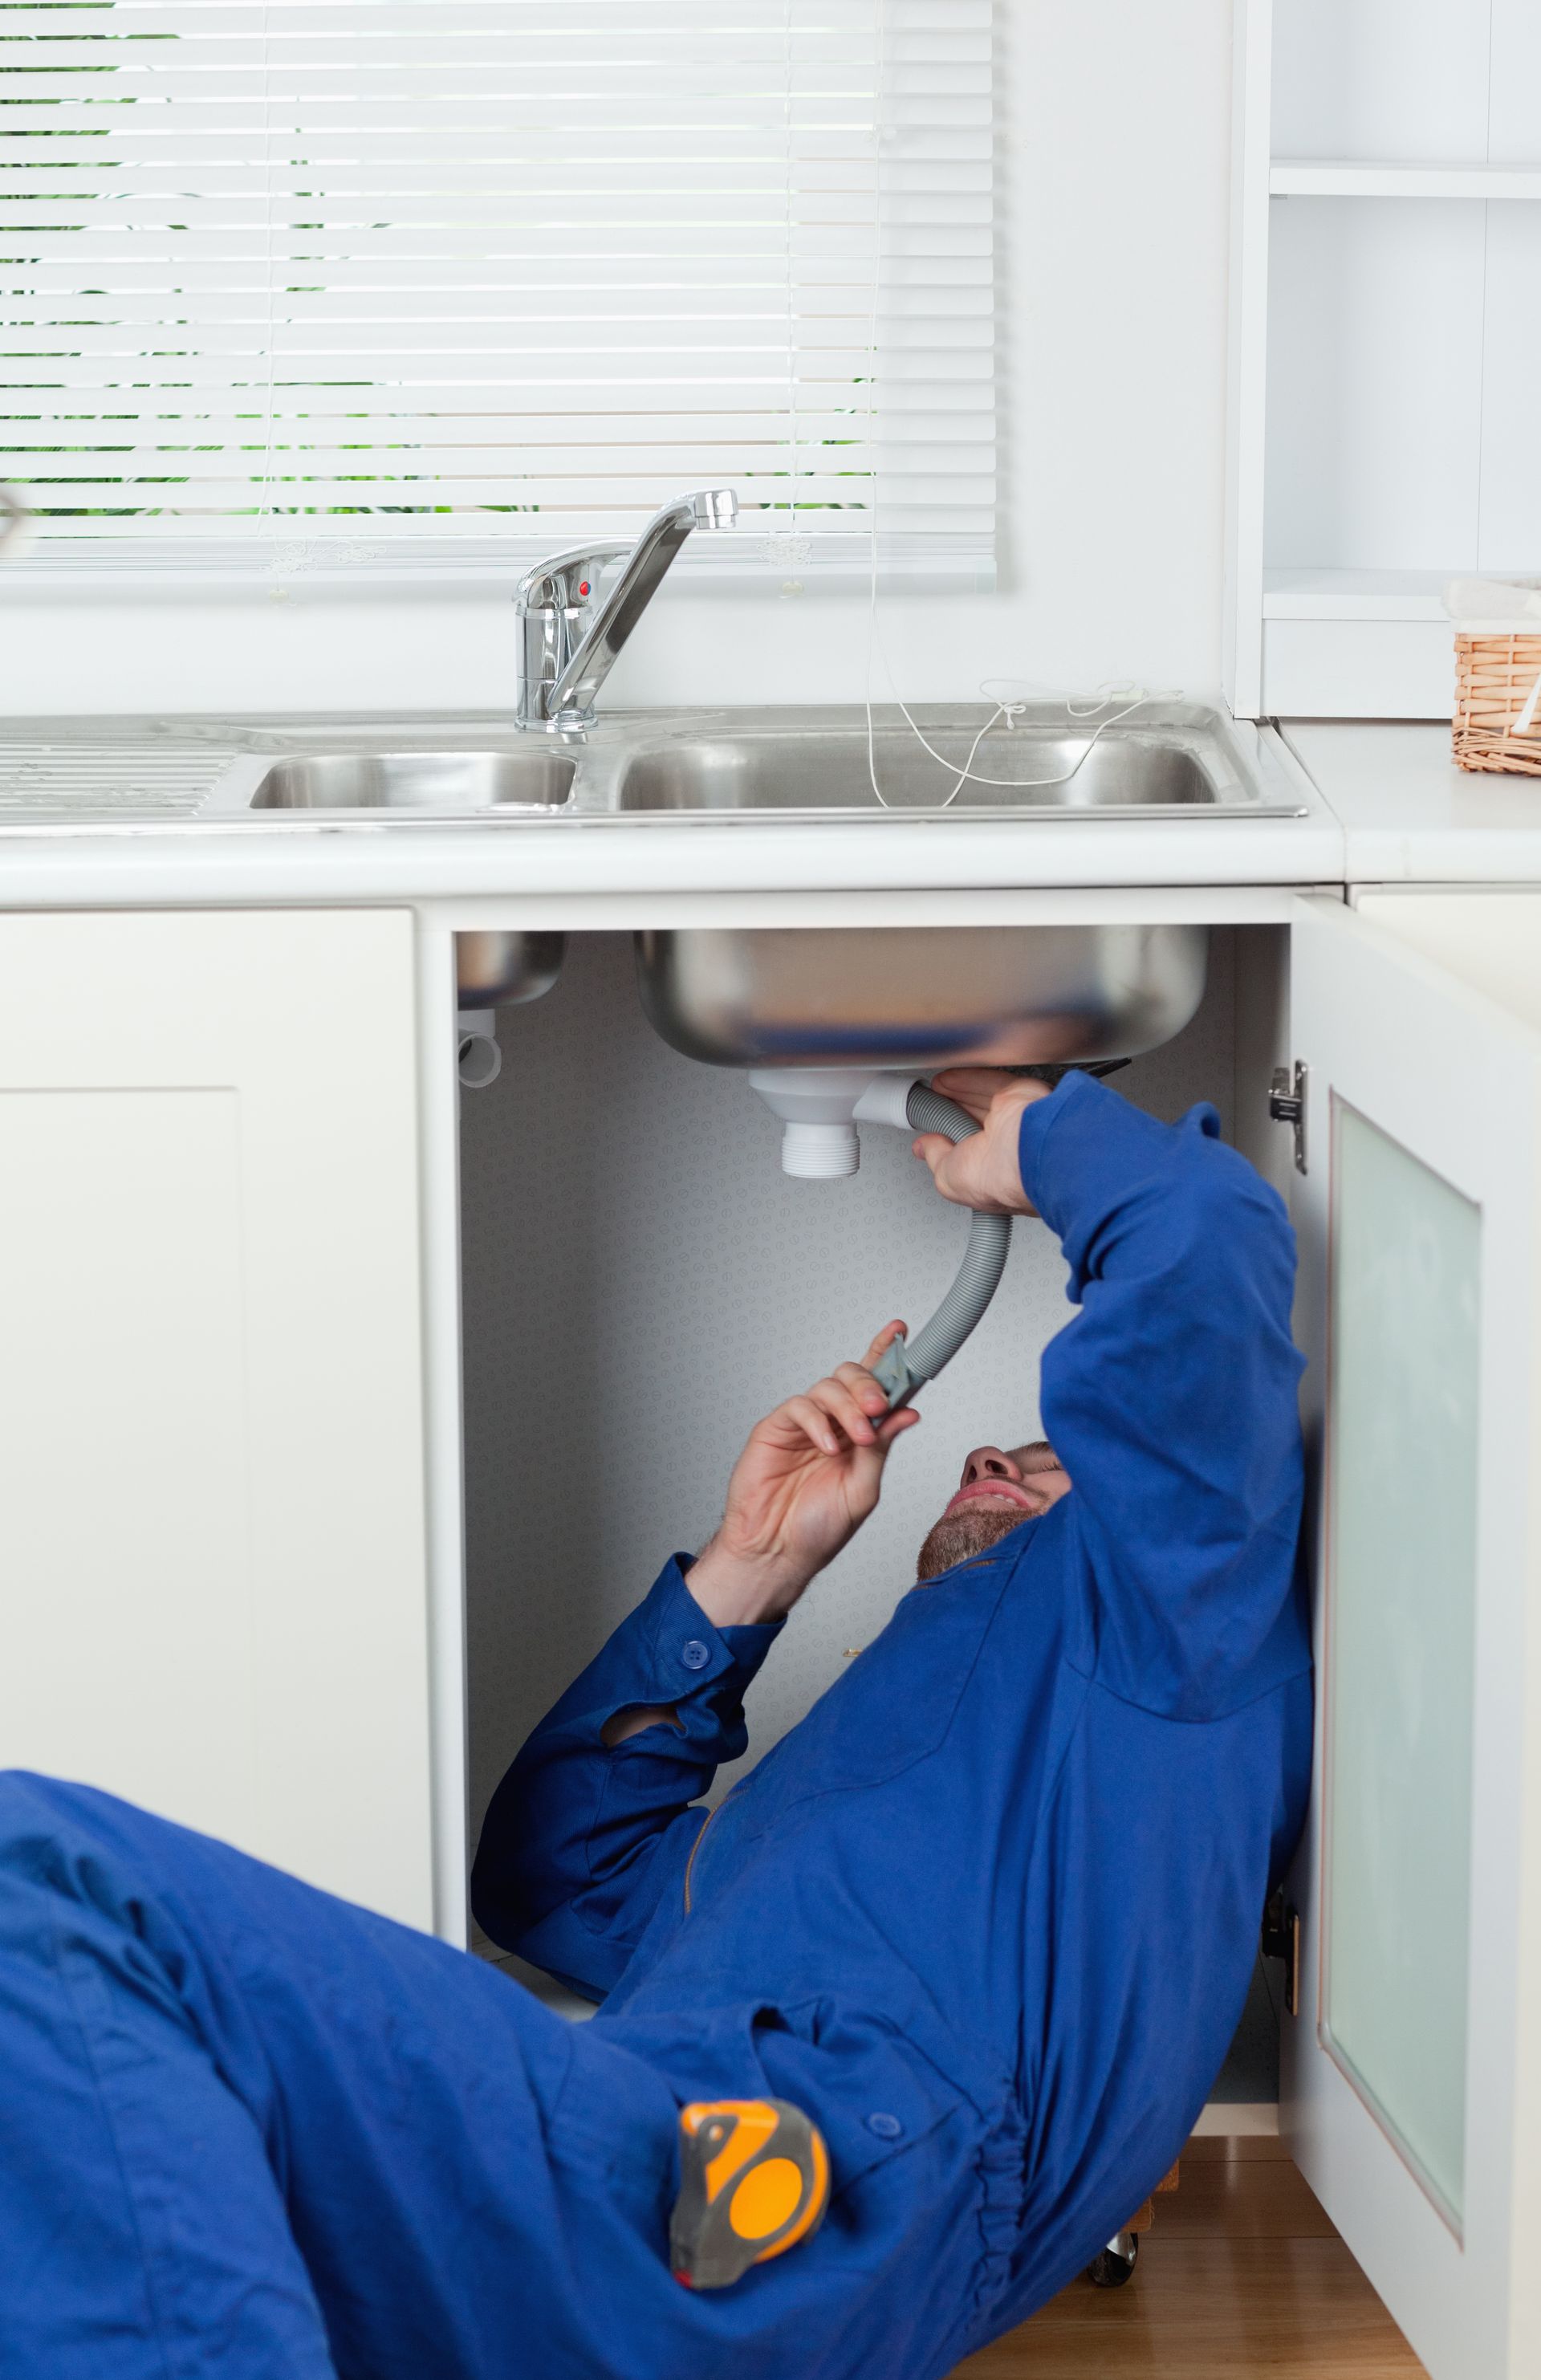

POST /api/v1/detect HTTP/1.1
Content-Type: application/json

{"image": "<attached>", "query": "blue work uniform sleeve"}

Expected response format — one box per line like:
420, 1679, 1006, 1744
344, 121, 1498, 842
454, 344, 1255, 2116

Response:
1019, 1071, 1306, 1722
471, 1557, 781, 1999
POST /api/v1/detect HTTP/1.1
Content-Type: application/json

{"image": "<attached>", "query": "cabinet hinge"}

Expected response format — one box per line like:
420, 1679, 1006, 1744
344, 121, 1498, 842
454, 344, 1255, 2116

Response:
1262, 1890, 1301, 2018
1269, 1061, 1308, 1175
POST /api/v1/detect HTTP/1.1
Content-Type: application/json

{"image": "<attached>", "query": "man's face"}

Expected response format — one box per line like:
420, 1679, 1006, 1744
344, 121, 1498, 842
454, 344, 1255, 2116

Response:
915, 1440, 1071, 1581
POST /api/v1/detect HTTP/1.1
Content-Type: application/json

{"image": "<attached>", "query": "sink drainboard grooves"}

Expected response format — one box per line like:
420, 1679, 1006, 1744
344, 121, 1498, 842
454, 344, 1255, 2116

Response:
0, 746, 235, 818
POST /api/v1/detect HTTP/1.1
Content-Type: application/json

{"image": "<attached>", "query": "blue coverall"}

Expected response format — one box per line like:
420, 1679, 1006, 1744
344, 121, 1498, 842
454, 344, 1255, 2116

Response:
0, 1073, 1311, 2379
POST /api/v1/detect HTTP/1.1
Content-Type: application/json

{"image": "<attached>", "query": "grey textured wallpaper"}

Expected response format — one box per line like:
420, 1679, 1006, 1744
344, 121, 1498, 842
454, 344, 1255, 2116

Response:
460, 928, 1240, 1843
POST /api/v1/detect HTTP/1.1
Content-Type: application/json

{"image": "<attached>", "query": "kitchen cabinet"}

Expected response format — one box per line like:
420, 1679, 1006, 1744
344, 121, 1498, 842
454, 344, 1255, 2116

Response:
2, 877, 1535, 2377
0, 908, 436, 1931
460, 889, 1541, 2380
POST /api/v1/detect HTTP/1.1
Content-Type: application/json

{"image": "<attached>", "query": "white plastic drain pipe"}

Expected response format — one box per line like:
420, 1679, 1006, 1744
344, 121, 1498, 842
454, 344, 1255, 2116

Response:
457, 1010, 502, 1091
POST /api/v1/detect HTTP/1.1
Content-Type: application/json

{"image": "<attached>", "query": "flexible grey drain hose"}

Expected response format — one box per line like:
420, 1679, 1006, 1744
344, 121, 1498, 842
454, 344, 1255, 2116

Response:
870, 1084, 1013, 1410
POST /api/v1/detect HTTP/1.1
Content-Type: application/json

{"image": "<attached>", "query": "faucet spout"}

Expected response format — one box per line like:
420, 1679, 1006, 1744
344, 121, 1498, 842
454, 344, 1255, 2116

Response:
516, 487, 737, 734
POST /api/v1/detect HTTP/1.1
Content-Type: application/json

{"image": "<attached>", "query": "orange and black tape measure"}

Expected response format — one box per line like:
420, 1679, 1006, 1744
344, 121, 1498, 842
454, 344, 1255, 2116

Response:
669, 2098, 831, 2290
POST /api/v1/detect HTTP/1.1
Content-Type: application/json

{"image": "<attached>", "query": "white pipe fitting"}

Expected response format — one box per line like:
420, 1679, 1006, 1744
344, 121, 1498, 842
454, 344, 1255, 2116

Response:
748, 1068, 920, 1178
779, 1119, 860, 1178
457, 1010, 502, 1091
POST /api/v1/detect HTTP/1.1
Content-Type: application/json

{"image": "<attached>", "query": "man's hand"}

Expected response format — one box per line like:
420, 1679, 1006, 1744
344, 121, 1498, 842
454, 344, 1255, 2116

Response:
912, 1068, 1054, 1214
689, 1324, 922, 1626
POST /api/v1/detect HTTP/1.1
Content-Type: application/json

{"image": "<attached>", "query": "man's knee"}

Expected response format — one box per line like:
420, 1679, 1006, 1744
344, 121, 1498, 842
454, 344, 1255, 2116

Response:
0, 1769, 211, 1905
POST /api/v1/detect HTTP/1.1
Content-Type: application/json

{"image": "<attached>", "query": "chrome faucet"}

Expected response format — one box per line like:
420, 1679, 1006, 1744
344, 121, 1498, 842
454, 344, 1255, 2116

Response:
514, 487, 737, 735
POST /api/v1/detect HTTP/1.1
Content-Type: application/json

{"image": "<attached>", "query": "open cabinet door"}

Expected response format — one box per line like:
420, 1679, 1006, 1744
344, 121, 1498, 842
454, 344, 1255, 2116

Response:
1284, 893, 1541, 2380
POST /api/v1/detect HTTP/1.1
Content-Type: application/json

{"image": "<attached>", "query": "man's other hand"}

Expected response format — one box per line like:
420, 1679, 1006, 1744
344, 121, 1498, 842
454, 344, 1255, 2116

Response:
912, 1068, 1053, 1215
689, 1324, 922, 1626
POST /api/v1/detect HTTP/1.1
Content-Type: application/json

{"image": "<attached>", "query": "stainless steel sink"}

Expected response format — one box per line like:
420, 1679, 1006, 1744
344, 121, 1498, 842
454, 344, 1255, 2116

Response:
252, 751, 575, 810
0, 700, 1279, 1065
616, 711, 1230, 814
455, 930, 567, 1010
613, 707, 1245, 1067
0, 698, 1309, 825
636, 922, 1209, 1069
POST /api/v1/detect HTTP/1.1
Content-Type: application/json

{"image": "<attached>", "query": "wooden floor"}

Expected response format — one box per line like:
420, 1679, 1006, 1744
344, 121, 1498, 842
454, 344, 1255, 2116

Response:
951, 2138, 1428, 2378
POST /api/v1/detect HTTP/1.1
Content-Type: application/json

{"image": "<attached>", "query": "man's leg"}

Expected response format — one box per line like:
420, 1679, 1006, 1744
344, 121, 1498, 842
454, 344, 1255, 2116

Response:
0, 1776, 341, 2377
0, 1773, 1000, 2380
0, 1770, 682, 2380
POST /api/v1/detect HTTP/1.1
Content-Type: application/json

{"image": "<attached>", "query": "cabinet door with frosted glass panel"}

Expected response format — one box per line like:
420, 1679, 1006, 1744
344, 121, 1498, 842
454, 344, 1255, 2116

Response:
1284, 892, 1541, 2379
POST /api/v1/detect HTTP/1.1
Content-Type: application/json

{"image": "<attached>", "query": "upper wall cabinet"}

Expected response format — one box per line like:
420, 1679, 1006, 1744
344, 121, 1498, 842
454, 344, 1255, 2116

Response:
1226, 0, 1541, 720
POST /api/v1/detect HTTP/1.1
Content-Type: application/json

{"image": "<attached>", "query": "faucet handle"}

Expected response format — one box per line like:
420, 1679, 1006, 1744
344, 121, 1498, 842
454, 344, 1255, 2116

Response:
515, 541, 632, 616
517, 495, 734, 614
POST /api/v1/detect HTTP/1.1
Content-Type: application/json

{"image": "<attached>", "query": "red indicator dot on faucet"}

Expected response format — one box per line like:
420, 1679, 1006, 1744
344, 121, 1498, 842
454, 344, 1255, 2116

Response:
579, 580, 590, 597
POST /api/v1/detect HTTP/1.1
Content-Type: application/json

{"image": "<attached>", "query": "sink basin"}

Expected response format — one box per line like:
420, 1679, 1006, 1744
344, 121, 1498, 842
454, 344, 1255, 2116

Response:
614, 704, 1275, 815
636, 922, 1209, 1069
252, 751, 575, 810
455, 930, 567, 1010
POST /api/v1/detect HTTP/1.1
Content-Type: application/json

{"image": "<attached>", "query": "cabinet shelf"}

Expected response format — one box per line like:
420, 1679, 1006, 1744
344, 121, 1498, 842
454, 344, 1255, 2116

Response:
1271, 161, 1541, 200
1262, 571, 1453, 622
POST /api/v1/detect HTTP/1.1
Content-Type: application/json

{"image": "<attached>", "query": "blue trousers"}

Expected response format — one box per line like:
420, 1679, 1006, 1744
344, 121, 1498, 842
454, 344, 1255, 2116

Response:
2, 1772, 1012, 2380
0, 1771, 699, 2380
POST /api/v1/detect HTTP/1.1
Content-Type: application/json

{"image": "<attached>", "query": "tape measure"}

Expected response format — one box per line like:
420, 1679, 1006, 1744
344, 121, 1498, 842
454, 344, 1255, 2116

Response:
669, 2098, 831, 2290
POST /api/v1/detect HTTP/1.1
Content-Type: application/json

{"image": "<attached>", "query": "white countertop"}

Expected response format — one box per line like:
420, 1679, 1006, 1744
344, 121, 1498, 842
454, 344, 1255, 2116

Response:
0, 808, 1346, 913
1283, 722, 1541, 884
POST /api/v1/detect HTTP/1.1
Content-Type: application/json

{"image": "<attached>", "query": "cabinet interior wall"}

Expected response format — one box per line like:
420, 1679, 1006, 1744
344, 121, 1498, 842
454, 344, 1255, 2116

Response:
1271, 0, 1540, 165
1266, 199, 1540, 582
458, 926, 1290, 2097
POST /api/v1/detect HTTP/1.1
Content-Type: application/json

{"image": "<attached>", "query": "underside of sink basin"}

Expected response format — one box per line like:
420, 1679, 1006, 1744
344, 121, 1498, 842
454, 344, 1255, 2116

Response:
636, 923, 1210, 1070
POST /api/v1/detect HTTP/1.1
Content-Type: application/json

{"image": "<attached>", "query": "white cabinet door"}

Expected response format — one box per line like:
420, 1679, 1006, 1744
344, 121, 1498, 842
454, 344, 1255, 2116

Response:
1285, 892, 1541, 2380
0, 909, 434, 1932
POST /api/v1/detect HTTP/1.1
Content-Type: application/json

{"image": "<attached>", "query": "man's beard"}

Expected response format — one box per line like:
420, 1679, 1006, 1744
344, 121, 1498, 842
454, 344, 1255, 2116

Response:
915, 1503, 1033, 1582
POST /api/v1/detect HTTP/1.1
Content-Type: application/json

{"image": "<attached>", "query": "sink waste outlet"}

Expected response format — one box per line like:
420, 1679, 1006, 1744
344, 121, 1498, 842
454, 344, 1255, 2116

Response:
457, 1011, 502, 1091
748, 1068, 1011, 1409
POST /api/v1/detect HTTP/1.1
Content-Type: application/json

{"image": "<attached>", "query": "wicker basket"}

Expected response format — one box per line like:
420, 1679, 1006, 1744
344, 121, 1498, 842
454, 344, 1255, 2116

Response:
1453, 633, 1541, 776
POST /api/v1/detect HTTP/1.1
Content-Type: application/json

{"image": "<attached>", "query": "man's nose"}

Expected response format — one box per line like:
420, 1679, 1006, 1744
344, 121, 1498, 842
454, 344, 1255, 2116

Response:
960, 1445, 1024, 1490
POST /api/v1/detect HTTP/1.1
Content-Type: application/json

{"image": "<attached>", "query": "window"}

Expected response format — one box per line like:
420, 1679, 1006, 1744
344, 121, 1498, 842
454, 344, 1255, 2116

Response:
0, 0, 994, 589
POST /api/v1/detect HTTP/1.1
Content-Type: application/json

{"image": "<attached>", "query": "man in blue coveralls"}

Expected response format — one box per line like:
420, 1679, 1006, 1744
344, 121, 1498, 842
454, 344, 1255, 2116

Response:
0, 1068, 1311, 2379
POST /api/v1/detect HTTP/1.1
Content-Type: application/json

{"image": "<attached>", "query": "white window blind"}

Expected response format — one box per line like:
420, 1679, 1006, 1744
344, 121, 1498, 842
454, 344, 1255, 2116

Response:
0, 0, 994, 588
